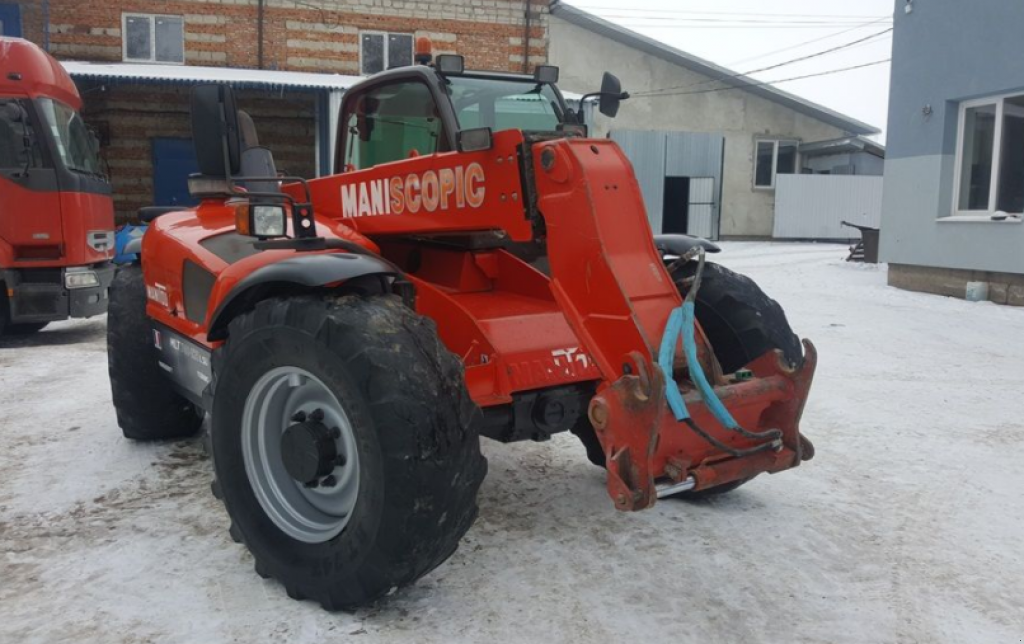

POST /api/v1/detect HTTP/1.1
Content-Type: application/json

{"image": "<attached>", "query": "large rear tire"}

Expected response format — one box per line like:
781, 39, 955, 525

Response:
209, 294, 486, 611
107, 264, 204, 440
572, 260, 801, 499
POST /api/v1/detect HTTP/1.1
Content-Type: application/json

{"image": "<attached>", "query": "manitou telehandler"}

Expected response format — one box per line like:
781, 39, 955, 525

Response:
107, 43, 816, 611
0, 37, 115, 335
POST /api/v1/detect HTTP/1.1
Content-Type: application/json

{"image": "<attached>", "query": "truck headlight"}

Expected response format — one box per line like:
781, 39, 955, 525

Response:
65, 268, 100, 289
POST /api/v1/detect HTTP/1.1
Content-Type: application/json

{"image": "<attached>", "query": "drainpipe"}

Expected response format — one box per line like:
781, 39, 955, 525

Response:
521, 0, 531, 73
43, 0, 50, 51
257, 0, 265, 69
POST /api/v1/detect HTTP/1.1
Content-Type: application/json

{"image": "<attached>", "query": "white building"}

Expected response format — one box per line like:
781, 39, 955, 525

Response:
549, 3, 882, 239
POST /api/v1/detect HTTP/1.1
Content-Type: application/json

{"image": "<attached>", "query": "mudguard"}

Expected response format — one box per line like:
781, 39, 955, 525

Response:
653, 234, 721, 256
206, 253, 398, 341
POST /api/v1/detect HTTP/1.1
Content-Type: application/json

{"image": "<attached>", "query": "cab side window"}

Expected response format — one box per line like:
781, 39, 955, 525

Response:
342, 80, 448, 171
0, 100, 43, 170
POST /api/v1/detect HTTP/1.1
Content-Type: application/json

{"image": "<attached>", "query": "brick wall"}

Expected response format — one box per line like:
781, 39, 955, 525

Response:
38, 0, 550, 73
17, 2, 47, 44
15, 0, 550, 223
80, 84, 316, 222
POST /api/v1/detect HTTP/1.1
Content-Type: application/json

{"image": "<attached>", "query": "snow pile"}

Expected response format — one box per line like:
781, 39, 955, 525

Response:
1, 243, 1022, 643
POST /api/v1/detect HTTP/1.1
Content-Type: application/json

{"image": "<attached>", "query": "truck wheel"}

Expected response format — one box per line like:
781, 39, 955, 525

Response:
7, 322, 48, 334
209, 294, 486, 611
107, 264, 204, 440
572, 261, 800, 499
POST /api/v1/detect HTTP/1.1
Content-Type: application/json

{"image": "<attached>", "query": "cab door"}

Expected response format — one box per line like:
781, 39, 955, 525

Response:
0, 98, 64, 261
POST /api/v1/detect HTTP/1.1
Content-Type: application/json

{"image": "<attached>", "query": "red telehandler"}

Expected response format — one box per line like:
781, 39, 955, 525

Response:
107, 45, 816, 610
0, 38, 115, 335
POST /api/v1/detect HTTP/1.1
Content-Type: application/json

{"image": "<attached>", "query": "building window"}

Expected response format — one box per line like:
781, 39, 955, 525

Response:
122, 14, 184, 64
953, 94, 1024, 215
360, 32, 414, 75
753, 139, 798, 189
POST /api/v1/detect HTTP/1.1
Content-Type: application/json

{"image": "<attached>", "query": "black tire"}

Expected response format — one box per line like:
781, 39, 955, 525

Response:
6, 322, 49, 335
675, 261, 802, 374
0, 288, 10, 336
209, 294, 486, 611
107, 264, 204, 440
572, 260, 800, 498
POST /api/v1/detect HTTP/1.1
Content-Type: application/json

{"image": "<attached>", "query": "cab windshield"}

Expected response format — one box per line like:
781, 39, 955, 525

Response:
36, 97, 103, 176
445, 76, 564, 133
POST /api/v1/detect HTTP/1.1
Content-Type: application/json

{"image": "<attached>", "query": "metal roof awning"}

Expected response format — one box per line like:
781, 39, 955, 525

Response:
800, 135, 886, 158
60, 61, 361, 92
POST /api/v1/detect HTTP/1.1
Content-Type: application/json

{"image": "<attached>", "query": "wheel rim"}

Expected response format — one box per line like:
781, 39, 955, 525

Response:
241, 366, 360, 543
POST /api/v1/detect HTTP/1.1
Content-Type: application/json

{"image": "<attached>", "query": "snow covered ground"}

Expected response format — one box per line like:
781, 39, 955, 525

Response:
2, 242, 1023, 644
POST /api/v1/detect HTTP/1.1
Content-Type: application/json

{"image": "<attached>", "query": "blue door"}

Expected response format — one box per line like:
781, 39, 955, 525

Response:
152, 138, 199, 207
0, 4, 21, 37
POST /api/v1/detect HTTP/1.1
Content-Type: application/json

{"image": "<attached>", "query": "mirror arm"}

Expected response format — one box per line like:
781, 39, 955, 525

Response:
578, 91, 630, 104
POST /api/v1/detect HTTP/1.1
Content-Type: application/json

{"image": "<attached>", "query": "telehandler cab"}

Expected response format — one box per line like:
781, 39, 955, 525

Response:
107, 43, 816, 610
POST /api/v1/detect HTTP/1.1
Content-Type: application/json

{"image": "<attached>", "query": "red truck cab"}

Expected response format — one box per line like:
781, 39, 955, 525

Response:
0, 37, 114, 334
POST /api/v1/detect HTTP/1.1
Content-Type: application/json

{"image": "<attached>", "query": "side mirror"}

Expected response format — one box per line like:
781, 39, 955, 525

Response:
87, 130, 101, 155
599, 72, 626, 118
191, 84, 241, 177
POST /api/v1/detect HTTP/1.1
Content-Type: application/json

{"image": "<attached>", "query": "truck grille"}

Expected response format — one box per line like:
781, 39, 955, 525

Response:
18, 269, 62, 285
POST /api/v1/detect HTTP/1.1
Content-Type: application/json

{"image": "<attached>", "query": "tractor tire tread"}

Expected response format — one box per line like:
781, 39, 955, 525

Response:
209, 294, 486, 611
107, 264, 203, 440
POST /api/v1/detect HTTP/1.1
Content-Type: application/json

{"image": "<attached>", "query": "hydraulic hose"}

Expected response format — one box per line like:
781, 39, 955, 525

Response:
657, 248, 781, 455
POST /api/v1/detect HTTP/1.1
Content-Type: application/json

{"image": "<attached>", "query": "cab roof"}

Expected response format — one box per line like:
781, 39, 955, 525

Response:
0, 37, 82, 109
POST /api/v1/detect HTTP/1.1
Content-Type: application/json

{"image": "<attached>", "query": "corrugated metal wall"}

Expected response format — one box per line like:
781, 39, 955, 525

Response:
611, 130, 724, 239
610, 131, 667, 232
688, 178, 715, 238
773, 175, 884, 240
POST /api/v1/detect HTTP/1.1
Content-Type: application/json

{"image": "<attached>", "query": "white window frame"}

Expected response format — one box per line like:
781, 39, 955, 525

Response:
950, 92, 1024, 217
121, 13, 185, 65
359, 31, 414, 76
753, 138, 799, 190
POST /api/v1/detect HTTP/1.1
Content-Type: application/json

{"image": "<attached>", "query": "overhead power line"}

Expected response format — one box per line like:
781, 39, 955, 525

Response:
725, 16, 892, 67
633, 59, 892, 99
633, 27, 893, 97
594, 15, 890, 25
615, 23, 889, 30
568, 5, 888, 19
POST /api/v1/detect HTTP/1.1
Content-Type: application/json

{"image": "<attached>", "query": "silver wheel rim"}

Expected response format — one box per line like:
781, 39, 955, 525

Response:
241, 366, 360, 543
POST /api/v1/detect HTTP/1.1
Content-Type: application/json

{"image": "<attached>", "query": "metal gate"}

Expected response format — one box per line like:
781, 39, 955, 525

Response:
611, 130, 724, 239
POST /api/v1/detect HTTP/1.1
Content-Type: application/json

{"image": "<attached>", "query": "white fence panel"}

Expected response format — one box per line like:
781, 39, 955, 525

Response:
774, 175, 884, 240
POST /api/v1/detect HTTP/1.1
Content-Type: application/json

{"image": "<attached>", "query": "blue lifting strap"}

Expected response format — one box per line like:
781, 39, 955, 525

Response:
658, 301, 740, 430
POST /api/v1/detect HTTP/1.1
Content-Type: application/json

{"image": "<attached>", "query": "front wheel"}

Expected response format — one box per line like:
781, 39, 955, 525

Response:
210, 294, 486, 610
